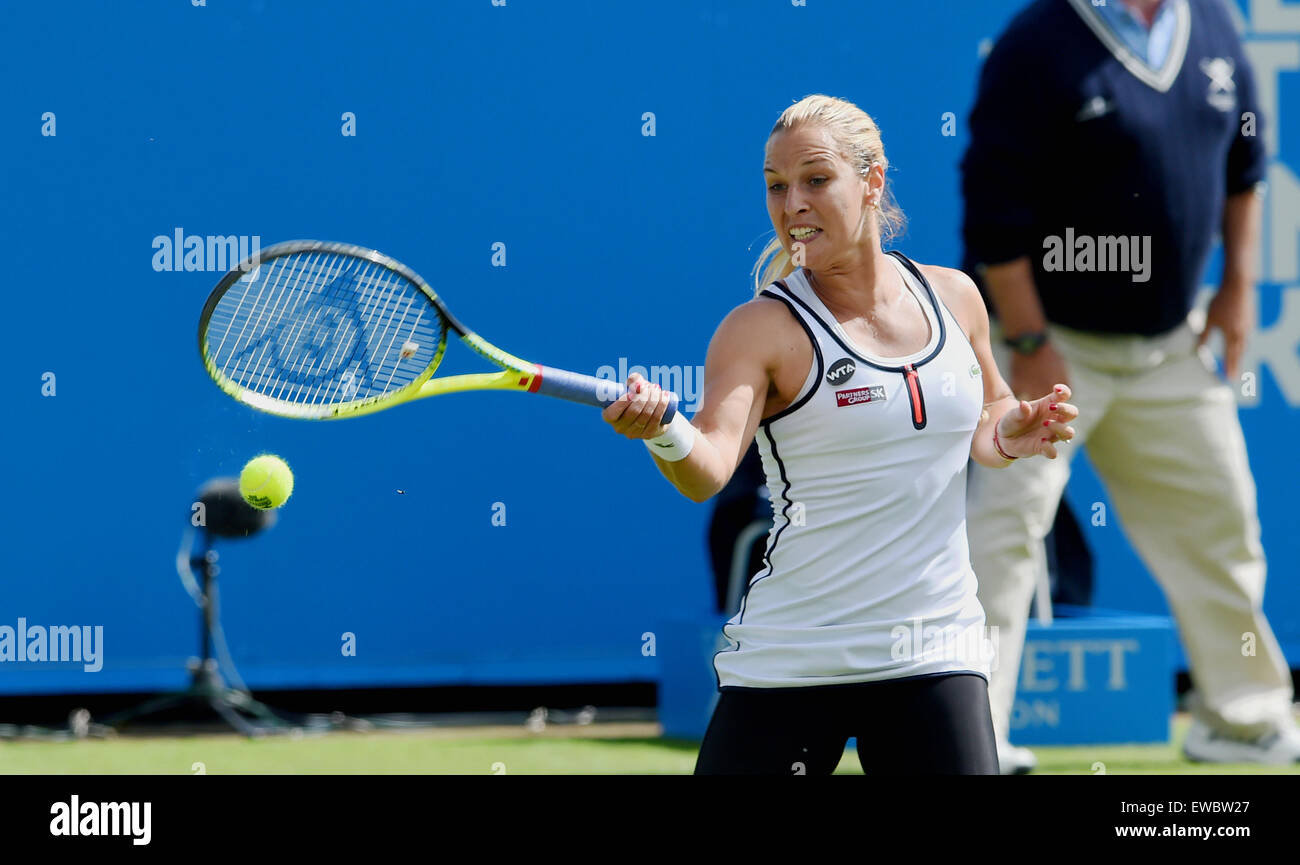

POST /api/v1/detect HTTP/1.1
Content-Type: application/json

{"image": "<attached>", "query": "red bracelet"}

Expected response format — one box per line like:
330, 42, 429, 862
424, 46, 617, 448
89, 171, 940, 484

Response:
993, 423, 1017, 462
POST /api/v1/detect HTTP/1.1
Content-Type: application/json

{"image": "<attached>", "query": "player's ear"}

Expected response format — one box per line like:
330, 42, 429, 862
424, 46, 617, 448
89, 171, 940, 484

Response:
864, 162, 884, 207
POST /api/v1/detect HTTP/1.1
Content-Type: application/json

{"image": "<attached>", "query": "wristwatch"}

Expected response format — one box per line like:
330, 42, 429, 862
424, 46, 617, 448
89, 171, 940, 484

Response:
1003, 331, 1049, 356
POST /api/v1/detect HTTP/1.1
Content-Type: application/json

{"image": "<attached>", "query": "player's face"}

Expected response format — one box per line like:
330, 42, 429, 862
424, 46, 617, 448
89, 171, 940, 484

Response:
764, 125, 871, 269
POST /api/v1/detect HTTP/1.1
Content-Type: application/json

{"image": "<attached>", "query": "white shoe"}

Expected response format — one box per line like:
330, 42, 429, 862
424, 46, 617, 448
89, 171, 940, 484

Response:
997, 739, 1037, 775
1183, 719, 1300, 765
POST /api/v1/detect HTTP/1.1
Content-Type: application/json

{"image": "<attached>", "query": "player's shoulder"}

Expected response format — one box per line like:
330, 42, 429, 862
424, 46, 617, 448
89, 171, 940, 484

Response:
911, 261, 987, 339
913, 261, 979, 303
718, 290, 801, 336
708, 288, 807, 360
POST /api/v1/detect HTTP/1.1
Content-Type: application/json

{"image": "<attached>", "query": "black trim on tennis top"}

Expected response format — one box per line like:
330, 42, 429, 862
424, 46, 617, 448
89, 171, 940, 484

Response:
780, 251, 948, 373
713, 421, 794, 691
742, 423, 793, 623
758, 286, 824, 424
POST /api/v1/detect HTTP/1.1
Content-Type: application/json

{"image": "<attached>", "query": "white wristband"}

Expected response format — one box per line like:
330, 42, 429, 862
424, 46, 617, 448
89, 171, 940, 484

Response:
644, 413, 697, 462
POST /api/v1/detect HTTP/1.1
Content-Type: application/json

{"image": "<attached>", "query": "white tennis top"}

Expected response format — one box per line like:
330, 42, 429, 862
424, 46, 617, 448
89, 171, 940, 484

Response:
712, 252, 994, 688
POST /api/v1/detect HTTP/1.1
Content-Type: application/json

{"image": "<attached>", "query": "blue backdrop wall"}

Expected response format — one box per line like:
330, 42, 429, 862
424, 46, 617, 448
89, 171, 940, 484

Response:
2, 0, 1297, 695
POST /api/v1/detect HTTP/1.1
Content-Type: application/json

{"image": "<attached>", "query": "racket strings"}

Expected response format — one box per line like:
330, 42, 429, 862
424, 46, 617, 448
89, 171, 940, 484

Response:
203, 251, 446, 415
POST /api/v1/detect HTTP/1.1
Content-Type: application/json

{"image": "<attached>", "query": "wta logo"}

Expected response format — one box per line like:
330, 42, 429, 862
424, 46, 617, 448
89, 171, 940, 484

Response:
825, 357, 856, 384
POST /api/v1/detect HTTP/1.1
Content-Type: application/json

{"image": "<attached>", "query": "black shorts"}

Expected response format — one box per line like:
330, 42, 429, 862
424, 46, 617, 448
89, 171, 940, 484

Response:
694, 671, 999, 775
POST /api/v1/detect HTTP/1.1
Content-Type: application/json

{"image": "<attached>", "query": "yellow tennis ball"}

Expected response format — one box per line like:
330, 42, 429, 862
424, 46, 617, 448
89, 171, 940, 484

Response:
239, 454, 294, 510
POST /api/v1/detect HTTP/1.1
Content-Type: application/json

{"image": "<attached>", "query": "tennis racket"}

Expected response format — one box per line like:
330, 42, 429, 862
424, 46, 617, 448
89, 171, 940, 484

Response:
198, 240, 678, 422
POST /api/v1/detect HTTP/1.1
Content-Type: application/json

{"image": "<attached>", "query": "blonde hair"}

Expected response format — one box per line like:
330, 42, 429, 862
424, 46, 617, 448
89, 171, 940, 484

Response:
751, 94, 906, 295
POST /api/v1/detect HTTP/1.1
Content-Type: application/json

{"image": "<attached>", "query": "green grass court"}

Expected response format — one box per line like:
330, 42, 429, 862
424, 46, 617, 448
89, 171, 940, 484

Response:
3, 714, 1297, 775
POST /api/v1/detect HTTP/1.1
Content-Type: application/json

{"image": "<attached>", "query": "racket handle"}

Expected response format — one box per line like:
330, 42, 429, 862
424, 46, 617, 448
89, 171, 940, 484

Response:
534, 366, 678, 424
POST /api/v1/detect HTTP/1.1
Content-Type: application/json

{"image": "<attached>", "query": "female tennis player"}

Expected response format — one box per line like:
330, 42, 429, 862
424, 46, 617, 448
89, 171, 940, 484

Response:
603, 94, 1078, 775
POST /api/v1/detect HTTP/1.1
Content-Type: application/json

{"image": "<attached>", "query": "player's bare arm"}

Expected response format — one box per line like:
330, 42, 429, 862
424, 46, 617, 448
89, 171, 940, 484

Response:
602, 297, 804, 502
920, 263, 1077, 465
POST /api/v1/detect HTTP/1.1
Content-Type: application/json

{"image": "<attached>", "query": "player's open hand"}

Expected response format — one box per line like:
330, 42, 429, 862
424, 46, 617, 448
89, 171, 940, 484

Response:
995, 384, 1078, 460
602, 373, 672, 440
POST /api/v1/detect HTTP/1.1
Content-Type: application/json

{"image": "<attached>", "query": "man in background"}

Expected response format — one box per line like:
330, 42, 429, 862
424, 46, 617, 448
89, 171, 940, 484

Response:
961, 0, 1298, 772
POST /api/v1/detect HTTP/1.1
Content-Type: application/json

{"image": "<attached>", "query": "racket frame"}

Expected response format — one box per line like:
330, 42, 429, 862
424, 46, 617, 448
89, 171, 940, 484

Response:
199, 240, 543, 420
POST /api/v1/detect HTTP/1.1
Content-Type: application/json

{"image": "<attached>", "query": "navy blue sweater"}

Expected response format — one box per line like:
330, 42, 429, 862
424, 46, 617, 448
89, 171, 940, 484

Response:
961, 0, 1266, 336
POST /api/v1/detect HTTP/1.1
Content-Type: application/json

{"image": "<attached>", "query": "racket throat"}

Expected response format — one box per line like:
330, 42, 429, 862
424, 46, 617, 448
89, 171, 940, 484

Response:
521, 369, 544, 393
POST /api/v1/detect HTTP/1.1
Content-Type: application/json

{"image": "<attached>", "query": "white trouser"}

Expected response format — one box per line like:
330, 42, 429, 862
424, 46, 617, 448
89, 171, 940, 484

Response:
968, 313, 1294, 742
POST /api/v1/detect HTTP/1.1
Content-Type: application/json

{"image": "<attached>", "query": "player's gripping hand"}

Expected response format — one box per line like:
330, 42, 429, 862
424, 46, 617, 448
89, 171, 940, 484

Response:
602, 373, 672, 439
995, 383, 1079, 460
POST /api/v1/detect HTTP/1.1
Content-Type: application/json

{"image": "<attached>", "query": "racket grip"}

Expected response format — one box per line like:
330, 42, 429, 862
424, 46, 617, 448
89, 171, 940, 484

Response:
534, 366, 678, 424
